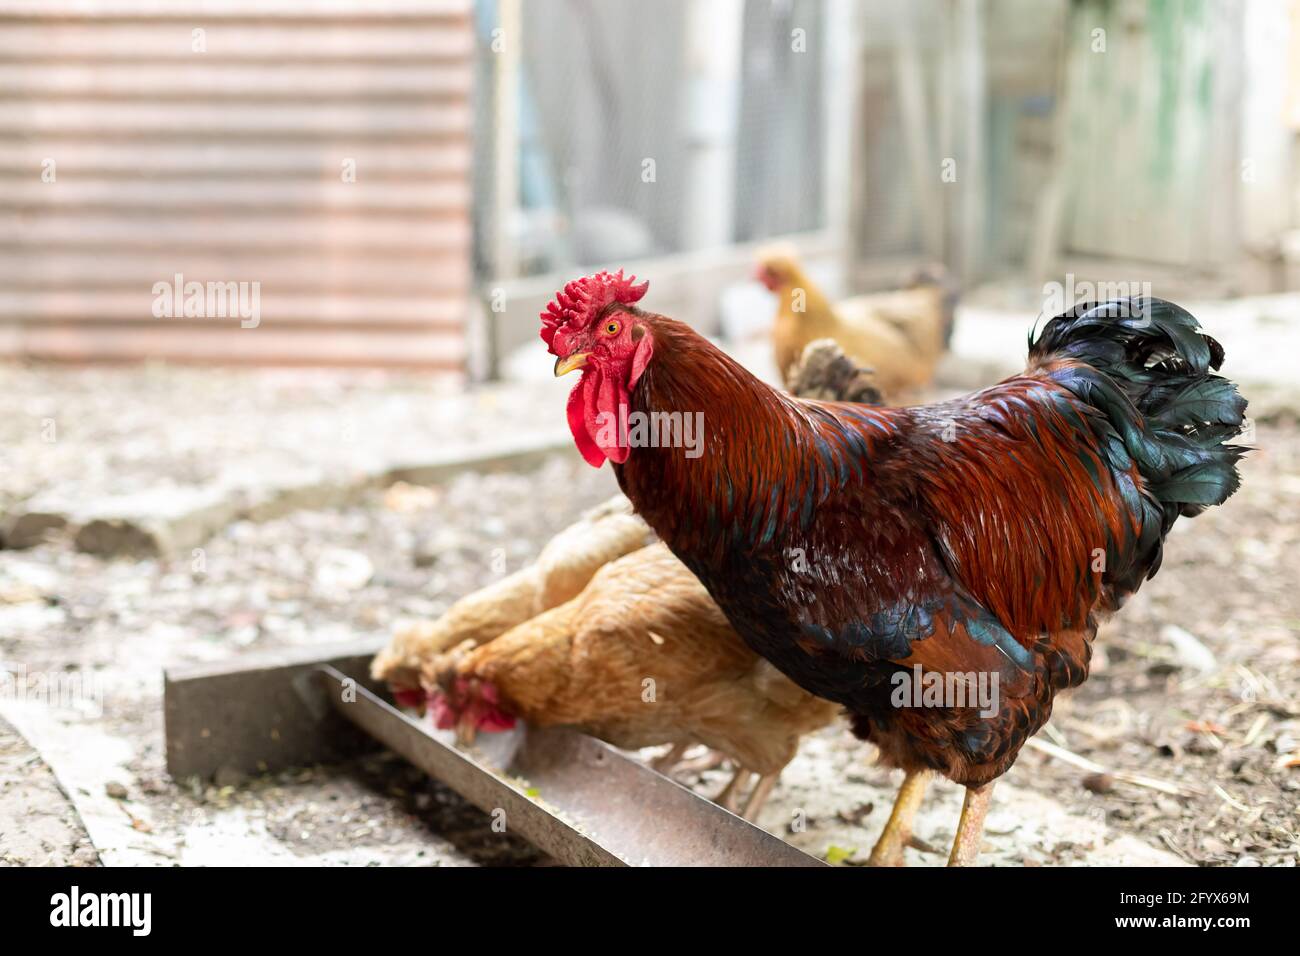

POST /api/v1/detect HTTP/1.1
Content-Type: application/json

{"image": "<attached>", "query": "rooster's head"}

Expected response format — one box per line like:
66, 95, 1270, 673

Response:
541, 270, 654, 468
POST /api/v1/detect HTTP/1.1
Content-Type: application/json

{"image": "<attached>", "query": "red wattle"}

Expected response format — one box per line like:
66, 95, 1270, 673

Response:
567, 378, 606, 467
566, 368, 632, 467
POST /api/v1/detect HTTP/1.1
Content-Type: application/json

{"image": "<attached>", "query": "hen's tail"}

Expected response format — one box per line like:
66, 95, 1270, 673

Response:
1030, 297, 1248, 590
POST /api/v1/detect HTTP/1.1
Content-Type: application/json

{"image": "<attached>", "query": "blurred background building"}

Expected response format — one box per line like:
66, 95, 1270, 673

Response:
0, 0, 1297, 375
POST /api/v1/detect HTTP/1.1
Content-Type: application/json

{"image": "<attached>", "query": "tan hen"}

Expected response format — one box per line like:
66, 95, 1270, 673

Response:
757, 244, 954, 399
428, 543, 837, 819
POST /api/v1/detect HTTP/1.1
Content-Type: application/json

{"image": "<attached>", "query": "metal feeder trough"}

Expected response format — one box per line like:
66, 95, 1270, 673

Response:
164, 641, 823, 867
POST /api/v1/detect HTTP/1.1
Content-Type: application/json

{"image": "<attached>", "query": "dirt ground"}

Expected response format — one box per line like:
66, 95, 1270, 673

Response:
0, 716, 98, 866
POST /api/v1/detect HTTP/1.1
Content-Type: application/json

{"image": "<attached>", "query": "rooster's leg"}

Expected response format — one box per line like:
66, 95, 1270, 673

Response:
866, 769, 930, 867
717, 768, 754, 813
946, 782, 994, 867
740, 773, 779, 822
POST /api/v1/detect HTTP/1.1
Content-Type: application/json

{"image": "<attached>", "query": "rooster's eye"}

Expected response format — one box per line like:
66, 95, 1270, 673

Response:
604, 321, 620, 336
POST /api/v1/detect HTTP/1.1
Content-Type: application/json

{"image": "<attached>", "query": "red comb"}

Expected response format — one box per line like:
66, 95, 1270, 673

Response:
540, 270, 648, 352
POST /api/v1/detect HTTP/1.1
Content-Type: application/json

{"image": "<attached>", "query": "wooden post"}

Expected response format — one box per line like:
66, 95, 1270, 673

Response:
1027, 0, 1073, 287
682, 0, 744, 250
893, 4, 944, 264
824, 0, 860, 284
493, 0, 521, 281
955, 0, 986, 285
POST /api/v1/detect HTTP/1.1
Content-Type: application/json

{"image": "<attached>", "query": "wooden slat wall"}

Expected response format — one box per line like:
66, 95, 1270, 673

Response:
1060, 0, 1241, 269
0, 0, 474, 368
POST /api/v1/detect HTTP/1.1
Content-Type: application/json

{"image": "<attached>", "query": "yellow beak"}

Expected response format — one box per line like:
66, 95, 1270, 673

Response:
554, 352, 590, 377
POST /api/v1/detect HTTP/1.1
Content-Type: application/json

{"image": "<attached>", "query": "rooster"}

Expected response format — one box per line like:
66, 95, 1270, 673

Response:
543, 270, 1247, 865
756, 244, 954, 398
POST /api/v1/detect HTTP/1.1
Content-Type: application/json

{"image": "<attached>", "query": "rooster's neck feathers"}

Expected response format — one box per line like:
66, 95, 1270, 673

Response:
616, 314, 893, 552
